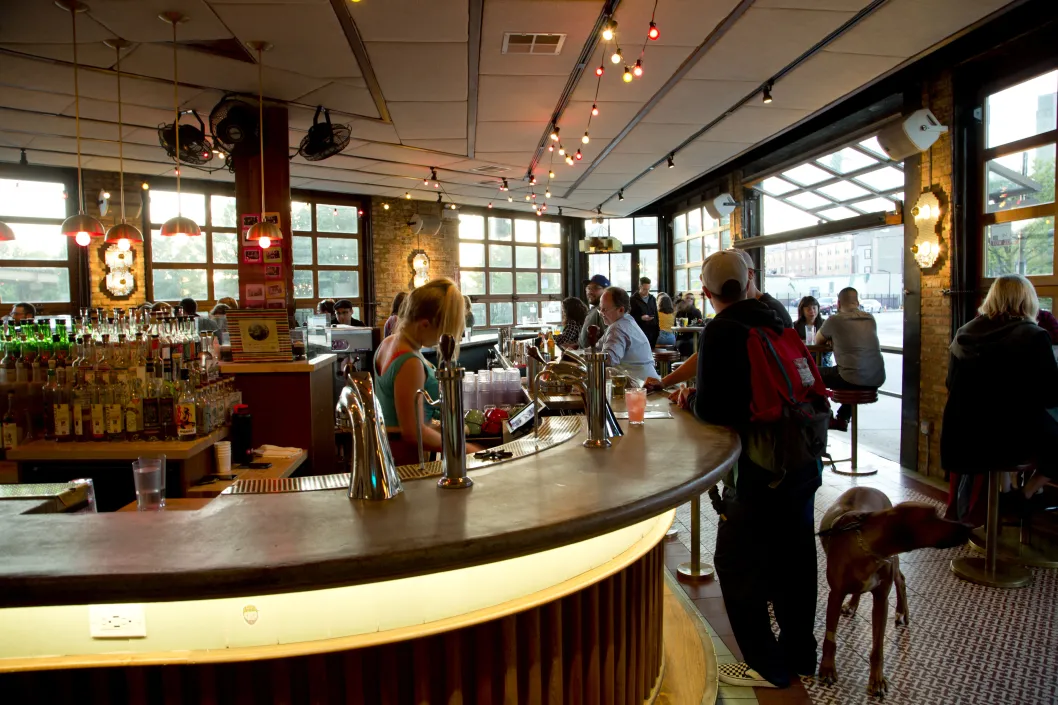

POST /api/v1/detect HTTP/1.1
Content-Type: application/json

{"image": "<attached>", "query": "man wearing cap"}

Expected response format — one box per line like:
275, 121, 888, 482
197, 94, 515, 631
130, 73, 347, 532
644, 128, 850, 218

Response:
671, 250, 821, 691
578, 274, 611, 349
597, 286, 659, 382
731, 248, 793, 328
333, 299, 364, 326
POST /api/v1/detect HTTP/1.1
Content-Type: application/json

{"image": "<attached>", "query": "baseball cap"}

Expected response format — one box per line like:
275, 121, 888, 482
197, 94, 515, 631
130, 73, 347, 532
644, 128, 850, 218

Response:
701, 250, 748, 299
334, 299, 353, 310
581, 274, 611, 288
730, 248, 755, 271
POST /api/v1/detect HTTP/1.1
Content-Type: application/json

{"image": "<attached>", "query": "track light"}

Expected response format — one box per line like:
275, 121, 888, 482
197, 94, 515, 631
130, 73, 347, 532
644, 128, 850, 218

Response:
618, 190, 625, 201
558, 207, 563, 216
430, 167, 439, 187
623, 66, 633, 82
575, 149, 583, 161
437, 193, 442, 204
611, 48, 623, 64
602, 19, 617, 42
633, 59, 643, 77
648, 22, 660, 40
501, 178, 509, 191
667, 154, 675, 169
763, 82, 773, 104
582, 131, 590, 144
591, 103, 599, 116
558, 145, 566, 156
595, 65, 604, 77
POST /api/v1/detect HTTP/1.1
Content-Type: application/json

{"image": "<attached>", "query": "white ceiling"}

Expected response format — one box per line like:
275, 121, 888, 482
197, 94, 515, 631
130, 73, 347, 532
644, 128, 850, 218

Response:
0, 0, 1018, 217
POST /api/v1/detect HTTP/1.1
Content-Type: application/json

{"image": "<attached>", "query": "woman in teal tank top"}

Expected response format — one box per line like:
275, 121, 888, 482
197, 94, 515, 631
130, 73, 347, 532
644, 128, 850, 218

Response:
374, 279, 482, 465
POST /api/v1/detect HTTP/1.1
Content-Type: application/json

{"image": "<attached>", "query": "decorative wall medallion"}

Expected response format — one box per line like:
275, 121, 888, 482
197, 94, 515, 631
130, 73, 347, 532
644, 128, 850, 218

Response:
104, 244, 135, 297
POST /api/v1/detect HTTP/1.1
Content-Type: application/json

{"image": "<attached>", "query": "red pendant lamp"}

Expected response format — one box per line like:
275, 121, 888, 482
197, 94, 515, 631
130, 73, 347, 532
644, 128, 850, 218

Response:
58, 1, 105, 246
103, 38, 143, 252
158, 12, 201, 239
245, 41, 282, 249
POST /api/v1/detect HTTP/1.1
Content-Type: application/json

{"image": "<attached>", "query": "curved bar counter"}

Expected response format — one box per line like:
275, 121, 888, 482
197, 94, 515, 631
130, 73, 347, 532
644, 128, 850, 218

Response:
0, 408, 739, 704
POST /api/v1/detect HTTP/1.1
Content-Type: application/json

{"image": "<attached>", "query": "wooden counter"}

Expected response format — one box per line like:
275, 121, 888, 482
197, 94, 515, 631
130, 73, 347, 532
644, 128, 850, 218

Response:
184, 449, 307, 498
218, 353, 337, 374
5, 428, 228, 462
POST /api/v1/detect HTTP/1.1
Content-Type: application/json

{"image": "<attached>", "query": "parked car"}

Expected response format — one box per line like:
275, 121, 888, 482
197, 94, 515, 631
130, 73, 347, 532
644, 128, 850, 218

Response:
860, 298, 884, 313
817, 297, 837, 315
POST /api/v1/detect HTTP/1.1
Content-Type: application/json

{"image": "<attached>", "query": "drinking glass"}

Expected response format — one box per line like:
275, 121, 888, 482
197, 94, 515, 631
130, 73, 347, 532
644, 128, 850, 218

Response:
626, 389, 647, 425
133, 455, 166, 511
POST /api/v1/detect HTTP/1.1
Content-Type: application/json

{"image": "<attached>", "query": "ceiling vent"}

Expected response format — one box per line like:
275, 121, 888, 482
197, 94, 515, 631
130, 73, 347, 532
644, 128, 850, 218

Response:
469, 164, 511, 174
502, 33, 567, 55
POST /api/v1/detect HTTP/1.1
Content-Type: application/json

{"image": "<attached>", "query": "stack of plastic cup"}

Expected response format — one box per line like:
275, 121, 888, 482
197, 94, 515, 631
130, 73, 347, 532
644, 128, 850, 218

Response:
478, 375, 492, 409
507, 369, 523, 405
462, 372, 478, 412
214, 441, 232, 475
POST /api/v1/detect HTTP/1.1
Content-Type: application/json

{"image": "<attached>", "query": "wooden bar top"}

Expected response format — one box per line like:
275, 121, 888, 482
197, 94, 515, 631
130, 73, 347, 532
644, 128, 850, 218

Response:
218, 354, 337, 374
5, 428, 228, 462
185, 449, 308, 498
0, 399, 739, 607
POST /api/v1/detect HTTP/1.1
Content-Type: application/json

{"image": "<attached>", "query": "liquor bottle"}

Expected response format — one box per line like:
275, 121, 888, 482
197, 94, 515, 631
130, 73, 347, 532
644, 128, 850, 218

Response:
140, 361, 161, 441
198, 332, 217, 383
124, 370, 143, 442
52, 334, 67, 368
159, 361, 177, 441
132, 332, 147, 386
0, 336, 13, 384
43, 361, 58, 441
546, 329, 556, 360
53, 365, 72, 442
71, 367, 91, 441
2, 391, 20, 453
89, 365, 106, 442
176, 368, 197, 439
38, 320, 53, 366
105, 371, 124, 442
14, 336, 28, 383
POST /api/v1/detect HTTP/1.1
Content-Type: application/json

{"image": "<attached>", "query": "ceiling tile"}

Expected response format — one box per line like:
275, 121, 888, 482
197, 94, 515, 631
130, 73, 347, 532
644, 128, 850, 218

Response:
347, 142, 466, 167
587, 152, 662, 175
642, 79, 758, 125
571, 45, 701, 104
479, 0, 600, 77
675, 139, 755, 168
0, 42, 125, 69
752, 0, 874, 9
552, 101, 643, 141
610, 0, 745, 48
611, 122, 702, 154
365, 42, 467, 102
477, 75, 568, 123
769, 50, 903, 112
290, 82, 379, 120
349, 0, 469, 42
387, 102, 466, 140
698, 104, 811, 144
85, 0, 233, 43
475, 121, 543, 154
0, 86, 74, 115
0, 4, 113, 44
402, 139, 468, 155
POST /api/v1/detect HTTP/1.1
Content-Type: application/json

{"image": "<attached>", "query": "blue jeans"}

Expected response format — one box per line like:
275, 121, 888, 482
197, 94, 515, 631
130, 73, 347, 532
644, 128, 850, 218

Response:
657, 330, 676, 346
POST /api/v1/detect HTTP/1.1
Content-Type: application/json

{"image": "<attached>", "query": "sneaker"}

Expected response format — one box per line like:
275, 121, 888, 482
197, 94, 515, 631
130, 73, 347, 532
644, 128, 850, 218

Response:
828, 415, 848, 432
717, 662, 779, 688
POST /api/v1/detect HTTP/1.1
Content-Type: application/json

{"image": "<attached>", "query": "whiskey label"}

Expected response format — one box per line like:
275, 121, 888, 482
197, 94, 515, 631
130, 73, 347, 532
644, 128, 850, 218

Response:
91, 404, 105, 436
143, 399, 159, 429
106, 404, 123, 434
125, 408, 140, 434
176, 402, 197, 438
1, 422, 17, 450
72, 404, 84, 436
53, 404, 71, 437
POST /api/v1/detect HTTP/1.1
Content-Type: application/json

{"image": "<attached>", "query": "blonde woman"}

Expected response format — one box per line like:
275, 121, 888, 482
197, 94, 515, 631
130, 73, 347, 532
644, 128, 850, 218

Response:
373, 278, 481, 464
942, 274, 1058, 519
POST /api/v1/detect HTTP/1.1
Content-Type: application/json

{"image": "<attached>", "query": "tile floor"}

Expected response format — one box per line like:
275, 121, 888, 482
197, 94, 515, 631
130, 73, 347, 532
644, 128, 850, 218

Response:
664, 435, 1058, 705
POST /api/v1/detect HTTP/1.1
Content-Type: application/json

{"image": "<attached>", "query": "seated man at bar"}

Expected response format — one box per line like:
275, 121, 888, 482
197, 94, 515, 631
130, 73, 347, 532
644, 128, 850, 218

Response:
333, 299, 365, 327
578, 274, 610, 350
180, 297, 218, 334
373, 279, 481, 465
814, 287, 885, 431
597, 286, 659, 382
672, 250, 821, 689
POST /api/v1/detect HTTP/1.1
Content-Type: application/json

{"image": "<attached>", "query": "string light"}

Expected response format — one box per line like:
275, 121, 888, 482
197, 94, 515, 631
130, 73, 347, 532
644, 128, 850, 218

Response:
508, 195, 513, 202
450, 203, 457, 210
558, 145, 566, 156
602, 19, 617, 42
531, 193, 537, 200
525, 194, 532, 201
633, 59, 643, 77
141, 182, 149, 190
488, 202, 493, 208
545, 188, 551, 198
582, 131, 590, 144
667, 154, 675, 169
530, 175, 537, 185
549, 126, 560, 142
595, 64, 604, 77
592, 103, 599, 116
611, 47, 623, 64
623, 66, 633, 82
501, 178, 509, 191
575, 149, 583, 161
405, 192, 411, 199
648, 21, 660, 40
762, 82, 774, 104
565, 154, 575, 166
383, 203, 390, 210
548, 144, 554, 152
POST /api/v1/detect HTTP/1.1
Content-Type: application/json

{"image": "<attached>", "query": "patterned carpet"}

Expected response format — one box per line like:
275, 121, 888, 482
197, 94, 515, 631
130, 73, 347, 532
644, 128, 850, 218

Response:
669, 438, 1058, 705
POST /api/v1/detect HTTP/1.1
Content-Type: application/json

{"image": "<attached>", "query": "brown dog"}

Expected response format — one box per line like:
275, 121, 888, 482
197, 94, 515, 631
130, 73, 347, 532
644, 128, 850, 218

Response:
817, 487, 970, 697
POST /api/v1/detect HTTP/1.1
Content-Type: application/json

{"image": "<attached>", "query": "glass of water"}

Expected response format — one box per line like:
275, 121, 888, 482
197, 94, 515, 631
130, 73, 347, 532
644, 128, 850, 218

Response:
133, 455, 166, 511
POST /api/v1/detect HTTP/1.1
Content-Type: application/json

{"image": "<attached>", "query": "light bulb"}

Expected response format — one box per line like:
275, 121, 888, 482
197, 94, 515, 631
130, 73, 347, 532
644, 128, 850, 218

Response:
548, 144, 554, 152
595, 65, 605, 77
623, 67, 633, 83
582, 132, 590, 144
530, 176, 537, 185
117, 238, 131, 252
548, 170, 555, 179
383, 202, 390, 210
258, 236, 271, 249
545, 189, 552, 198
488, 202, 493, 209
172, 232, 189, 245
648, 22, 659, 40
75, 231, 92, 247
405, 192, 411, 199
558, 145, 566, 156
575, 149, 583, 161
508, 196, 513, 202
531, 193, 537, 200
633, 59, 643, 77
423, 177, 430, 186
565, 155, 574, 166
762, 83, 773, 104
450, 203, 457, 210
591, 103, 599, 116
550, 127, 560, 142
602, 20, 616, 41
102, 191, 111, 200
525, 194, 532, 201
141, 182, 149, 190
611, 48, 622, 64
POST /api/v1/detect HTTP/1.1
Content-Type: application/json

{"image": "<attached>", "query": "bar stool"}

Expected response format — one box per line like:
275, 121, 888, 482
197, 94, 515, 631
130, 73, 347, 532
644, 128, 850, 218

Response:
951, 465, 1034, 588
825, 389, 878, 477
967, 467, 1058, 569
654, 349, 681, 378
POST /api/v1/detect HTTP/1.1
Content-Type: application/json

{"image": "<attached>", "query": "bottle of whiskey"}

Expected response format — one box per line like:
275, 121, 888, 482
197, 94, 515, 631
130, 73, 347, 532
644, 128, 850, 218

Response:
141, 361, 161, 441
53, 364, 72, 442
89, 365, 106, 442
42, 361, 58, 441
71, 366, 91, 442
124, 368, 144, 441
159, 361, 177, 441
2, 391, 21, 457
176, 368, 197, 440
0, 336, 14, 384
104, 371, 124, 442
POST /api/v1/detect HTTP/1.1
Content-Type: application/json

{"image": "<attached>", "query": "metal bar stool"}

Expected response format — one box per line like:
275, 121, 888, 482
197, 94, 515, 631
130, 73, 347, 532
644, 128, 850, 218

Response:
967, 466, 1058, 569
825, 389, 878, 477
951, 466, 1034, 588
677, 494, 714, 580
654, 350, 681, 378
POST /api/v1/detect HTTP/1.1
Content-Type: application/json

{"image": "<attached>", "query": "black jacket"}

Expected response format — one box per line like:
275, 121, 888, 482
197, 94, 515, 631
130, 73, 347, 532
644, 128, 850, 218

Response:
630, 292, 659, 334
692, 298, 822, 501
941, 315, 1058, 473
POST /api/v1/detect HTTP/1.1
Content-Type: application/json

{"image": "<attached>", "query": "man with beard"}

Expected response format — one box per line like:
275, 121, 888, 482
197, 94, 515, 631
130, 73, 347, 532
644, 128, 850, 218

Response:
578, 274, 611, 349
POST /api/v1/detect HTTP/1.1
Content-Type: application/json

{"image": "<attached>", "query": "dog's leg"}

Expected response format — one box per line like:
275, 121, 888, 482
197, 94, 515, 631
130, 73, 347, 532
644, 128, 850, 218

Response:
818, 590, 844, 685
841, 593, 861, 617
867, 583, 891, 697
894, 558, 909, 627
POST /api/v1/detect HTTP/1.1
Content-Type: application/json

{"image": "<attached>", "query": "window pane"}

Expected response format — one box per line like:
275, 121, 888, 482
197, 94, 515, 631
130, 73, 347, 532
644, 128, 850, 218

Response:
688, 237, 703, 263
0, 179, 66, 219
293, 269, 314, 298
459, 213, 485, 240
516, 271, 538, 294
786, 192, 833, 210
854, 166, 905, 192
539, 221, 561, 244
675, 268, 689, 294
0, 266, 70, 303
986, 70, 1057, 149
762, 195, 821, 235
687, 209, 701, 235
153, 269, 207, 301
721, 229, 731, 250
490, 271, 513, 295
149, 191, 205, 225
489, 302, 513, 326
816, 181, 871, 202
587, 253, 609, 282
212, 269, 239, 300
985, 143, 1055, 214
610, 253, 632, 292
211, 195, 237, 228
818, 206, 862, 221
541, 272, 562, 294
517, 302, 539, 324
985, 216, 1055, 277
317, 237, 359, 266
639, 249, 658, 287
609, 218, 634, 244
816, 147, 877, 174
470, 303, 486, 327
151, 229, 206, 263
0, 223, 67, 260
316, 204, 359, 233
212, 232, 238, 264
292, 236, 313, 265
782, 163, 831, 186
489, 217, 512, 241
292, 201, 312, 231
515, 219, 537, 243
540, 246, 561, 269
849, 197, 896, 214
673, 214, 686, 239
674, 241, 687, 266
489, 244, 512, 268
760, 176, 798, 196
318, 270, 360, 298
515, 245, 537, 268
585, 219, 607, 239
460, 243, 485, 268
703, 233, 721, 259
541, 300, 562, 323
460, 270, 486, 295
634, 217, 658, 244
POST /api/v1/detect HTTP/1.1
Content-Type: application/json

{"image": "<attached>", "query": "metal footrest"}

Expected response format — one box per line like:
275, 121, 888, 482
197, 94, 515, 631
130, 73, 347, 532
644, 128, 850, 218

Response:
969, 525, 1058, 569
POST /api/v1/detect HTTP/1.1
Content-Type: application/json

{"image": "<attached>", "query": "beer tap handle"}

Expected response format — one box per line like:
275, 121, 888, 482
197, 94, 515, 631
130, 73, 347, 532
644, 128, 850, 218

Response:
439, 334, 456, 365
586, 325, 601, 353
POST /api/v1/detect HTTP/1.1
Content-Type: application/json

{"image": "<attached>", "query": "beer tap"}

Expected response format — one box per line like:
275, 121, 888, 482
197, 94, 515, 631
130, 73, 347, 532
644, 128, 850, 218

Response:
339, 372, 403, 501
415, 334, 473, 489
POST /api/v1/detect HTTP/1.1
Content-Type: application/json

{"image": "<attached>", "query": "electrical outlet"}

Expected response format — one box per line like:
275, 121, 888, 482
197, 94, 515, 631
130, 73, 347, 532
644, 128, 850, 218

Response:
920, 420, 933, 435
89, 604, 147, 639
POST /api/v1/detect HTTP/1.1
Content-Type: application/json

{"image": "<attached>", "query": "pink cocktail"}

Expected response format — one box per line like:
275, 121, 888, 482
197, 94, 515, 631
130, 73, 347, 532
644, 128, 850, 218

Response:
626, 388, 647, 425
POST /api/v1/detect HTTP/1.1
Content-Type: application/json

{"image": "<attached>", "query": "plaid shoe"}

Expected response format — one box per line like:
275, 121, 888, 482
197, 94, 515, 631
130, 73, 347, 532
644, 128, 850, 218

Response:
717, 662, 779, 688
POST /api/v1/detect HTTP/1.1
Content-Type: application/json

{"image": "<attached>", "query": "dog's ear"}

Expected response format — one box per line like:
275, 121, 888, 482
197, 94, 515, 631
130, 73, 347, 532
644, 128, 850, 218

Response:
886, 502, 970, 552
818, 510, 873, 537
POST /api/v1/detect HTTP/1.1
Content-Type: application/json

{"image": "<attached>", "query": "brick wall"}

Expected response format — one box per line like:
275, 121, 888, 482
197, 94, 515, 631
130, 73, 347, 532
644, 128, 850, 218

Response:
81, 169, 148, 310
370, 199, 459, 327
915, 71, 955, 479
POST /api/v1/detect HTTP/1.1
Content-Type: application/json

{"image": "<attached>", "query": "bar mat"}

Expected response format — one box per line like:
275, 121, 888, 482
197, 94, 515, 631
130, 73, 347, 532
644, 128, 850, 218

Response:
224, 473, 350, 495
613, 410, 673, 419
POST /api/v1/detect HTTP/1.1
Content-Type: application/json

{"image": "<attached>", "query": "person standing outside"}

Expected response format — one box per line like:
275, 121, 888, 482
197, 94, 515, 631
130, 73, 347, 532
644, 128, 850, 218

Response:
578, 274, 610, 350
814, 287, 885, 431
671, 250, 821, 689
630, 277, 660, 349
731, 249, 793, 328
597, 286, 659, 382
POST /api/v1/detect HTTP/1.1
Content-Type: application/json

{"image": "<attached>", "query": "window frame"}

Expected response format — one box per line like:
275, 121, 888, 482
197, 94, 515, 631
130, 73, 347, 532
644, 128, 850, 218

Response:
290, 190, 366, 322
671, 207, 731, 310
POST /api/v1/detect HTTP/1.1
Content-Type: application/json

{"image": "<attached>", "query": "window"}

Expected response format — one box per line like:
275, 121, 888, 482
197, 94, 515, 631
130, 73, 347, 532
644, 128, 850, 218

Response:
0, 176, 79, 313
147, 188, 238, 304
291, 196, 364, 321
458, 213, 564, 326
584, 217, 660, 296
672, 207, 730, 313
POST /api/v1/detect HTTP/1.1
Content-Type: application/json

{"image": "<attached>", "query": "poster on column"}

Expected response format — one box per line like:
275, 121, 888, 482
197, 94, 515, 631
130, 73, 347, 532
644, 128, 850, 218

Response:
241, 213, 259, 243
262, 212, 282, 239
244, 283, 266, 305
264, 265, 283, 279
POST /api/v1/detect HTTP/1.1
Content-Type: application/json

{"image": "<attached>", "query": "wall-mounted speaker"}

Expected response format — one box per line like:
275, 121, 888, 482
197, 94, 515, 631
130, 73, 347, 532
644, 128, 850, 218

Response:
876, 108, 948, 161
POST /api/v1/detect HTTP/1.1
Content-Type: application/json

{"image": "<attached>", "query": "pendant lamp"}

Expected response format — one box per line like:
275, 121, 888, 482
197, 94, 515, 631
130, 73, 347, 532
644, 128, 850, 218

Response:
0, 221, 14, 243
245, 41, 282, 249
103, 38, 143, 252
58, 1, 105, 246
158, 12, 201, 239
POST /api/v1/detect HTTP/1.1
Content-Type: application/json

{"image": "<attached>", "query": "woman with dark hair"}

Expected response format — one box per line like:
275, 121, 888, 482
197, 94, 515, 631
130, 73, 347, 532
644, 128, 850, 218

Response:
384, 291, 408, 338
656, 293, 677, 346
555, 296, 589, 348
794, 295, 832, 366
